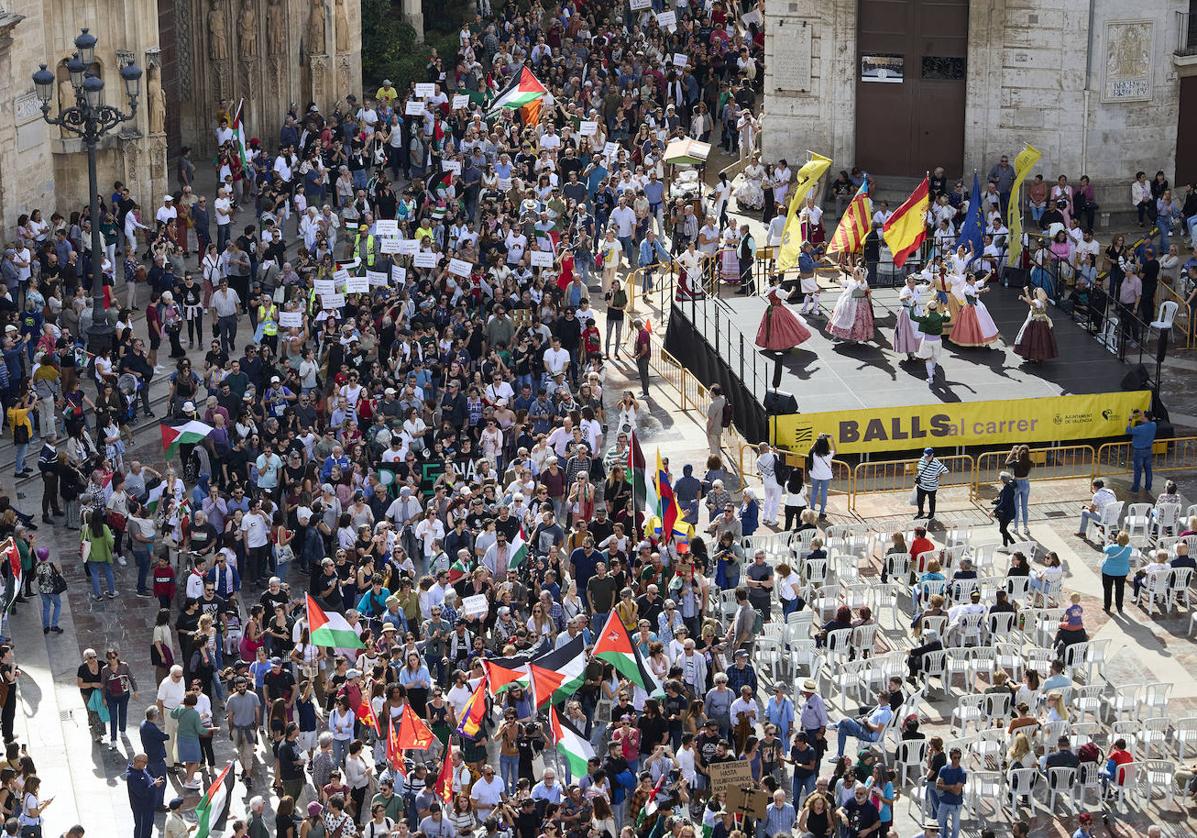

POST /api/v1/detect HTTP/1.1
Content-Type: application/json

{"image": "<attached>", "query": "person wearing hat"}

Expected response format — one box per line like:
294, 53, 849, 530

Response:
354, 222, 377, 268
913, 447, 949, 522
798, 677, 830, 762
155, 193, 177, 227
162, 795, 190, 838
125, 752, 165, 838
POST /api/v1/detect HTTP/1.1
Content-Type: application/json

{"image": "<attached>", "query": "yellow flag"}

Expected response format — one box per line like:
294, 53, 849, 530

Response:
1006, 144, 1042, 267
775, 152, 832, 273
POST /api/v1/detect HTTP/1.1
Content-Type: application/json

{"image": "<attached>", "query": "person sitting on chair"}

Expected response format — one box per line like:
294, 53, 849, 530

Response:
905, 629, 944, 683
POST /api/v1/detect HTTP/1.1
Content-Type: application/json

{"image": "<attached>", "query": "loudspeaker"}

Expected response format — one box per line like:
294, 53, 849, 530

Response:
1120, 364, 1149, 391
764, 389, 798, 415
1156, 329, 1170, 364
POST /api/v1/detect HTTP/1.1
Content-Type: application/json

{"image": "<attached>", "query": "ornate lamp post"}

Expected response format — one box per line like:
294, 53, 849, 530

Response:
31, 28, 142, 355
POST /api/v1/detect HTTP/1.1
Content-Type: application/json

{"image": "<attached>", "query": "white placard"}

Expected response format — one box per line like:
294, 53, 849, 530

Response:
333, 268, 351, 285
376, 219, 399, 236
629, 0, 651, 9
603, 141, 620, 161
497, 178, 513, 191
397, 238, 420, 256
314, 279, 336, 297
405, 100, 426, 116
279, 311, 304, 328
321, 293, 345, 309
452, 94, 470, 110
442, 160, 461, 175
345, 276, 370, 293
414, 83, 436, 98
657, 10, 677, 29
390, 266, 407, 285
448, 258, 474, 277
578, 120, 598, 136
366, 270, 388, 286
379, 237, 401, 254
530, 250, 554, 268
672, 53, 688, 68
741, 8, 762, 26
461, 594, 489, 618
413, 251, 439, 268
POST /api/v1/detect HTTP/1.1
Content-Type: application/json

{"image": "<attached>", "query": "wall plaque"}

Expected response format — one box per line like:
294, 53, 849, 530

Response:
1102, 20, 1154, 103
774, 20, 813, 92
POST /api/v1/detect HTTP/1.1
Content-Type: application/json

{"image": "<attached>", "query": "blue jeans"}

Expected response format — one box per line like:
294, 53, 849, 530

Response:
12, 442, 27, 475
1131, 447, 1152, 492
1013, 478, 1030, 528
40, 592, 61, 628
835, 718, 879, 756
1187, 214, 1197, 247
809, 478, 831, 515
107, 692, 130, 741
133, 547, 151, 594
937, 802, 962, 838
500, 753, 519, 795
791, 771, 815, 805
87, 561, 115, 597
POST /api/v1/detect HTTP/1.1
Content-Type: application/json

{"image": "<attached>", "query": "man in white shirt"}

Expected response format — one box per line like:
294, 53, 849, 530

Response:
213, 187, 233, 250
766, 206, 787, 248
729, 685, 758, 732
240, 500, 272, 584
156, 665, 187, 768
470, 764, 505, 819
543, 336, 570, 379
155, 194, 178, 226
608, 198, 637, 266
1077, 478, 1117, 536
539, 124, 561, 152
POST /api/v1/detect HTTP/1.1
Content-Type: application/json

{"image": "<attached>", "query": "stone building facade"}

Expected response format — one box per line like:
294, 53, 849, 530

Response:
763, 0, 1196, 208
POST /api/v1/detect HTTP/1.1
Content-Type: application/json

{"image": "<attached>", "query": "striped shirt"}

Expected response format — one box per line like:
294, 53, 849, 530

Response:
915, 458, 949, 491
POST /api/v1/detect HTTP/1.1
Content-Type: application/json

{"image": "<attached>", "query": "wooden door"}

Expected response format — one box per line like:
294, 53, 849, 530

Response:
1177, 76, 1197, 188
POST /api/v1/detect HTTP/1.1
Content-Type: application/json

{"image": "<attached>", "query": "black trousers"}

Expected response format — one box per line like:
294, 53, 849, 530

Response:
916, 487, 937, 519
997, 517, 1014, 546
1102, 572, 1127, 611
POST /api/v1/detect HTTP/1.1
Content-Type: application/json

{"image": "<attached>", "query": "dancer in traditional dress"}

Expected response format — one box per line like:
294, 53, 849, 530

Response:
911, 298, 952, 385
949, 272, 1000, 347
827, 267, 875, 342
894, 274, 926, 360
945, 266, 966, 324
718, 228, 741, 286
756, 288, 813, 350
1013, 287, 1058, 362
736, 154, 766, 211
800, 196, 825, 247
798, 267, 821, 317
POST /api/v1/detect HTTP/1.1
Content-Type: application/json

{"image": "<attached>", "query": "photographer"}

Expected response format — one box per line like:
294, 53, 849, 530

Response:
1125, 408, 1157, 494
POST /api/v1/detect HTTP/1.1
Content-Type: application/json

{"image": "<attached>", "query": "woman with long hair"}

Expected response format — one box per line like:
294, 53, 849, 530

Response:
100, 648, 138, 750
806, 433, 836, 519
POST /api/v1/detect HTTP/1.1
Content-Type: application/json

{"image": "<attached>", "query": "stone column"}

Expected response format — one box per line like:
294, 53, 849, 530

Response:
402, 0, 424, 42
0, 11, 25, 236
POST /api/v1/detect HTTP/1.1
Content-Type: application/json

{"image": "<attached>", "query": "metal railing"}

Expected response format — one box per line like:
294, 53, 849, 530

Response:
1178, 10, 1197, 55
1096, 436, 1197, 479
850, 455, 975, 512
972, 445, 1097, 499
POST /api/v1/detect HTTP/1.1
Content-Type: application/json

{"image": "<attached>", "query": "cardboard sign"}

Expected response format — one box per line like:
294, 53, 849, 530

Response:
452, 94, 470, 110
333, 268, 350, 285
413, 251, 439, 268
725, 785, 769, 820
397, 238, 420, 256
707, 760, 754, 796
448, 258, 474, 277
405, 100, 426, 116
376, 219, 399, 236
578, 120, 598, 136
629, 0, 651, 9
390, 266, 407, 285
657, 10, 677, 30
320, 293, 345, 309
442, 160, 462, 175
672, 53, 688, 68
414, 83, 436, 98
530, 250, 554, 268
366, 270, 388, 286
461, 594, 489, 618
379, 237, 401, 254
278, 311, 304, 328
314, 279, 336, 297
345, 276, 370, 293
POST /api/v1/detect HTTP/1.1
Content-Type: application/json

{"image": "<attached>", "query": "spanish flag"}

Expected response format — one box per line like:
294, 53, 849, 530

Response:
882, 177, 930, 268
825, 179, 873, 258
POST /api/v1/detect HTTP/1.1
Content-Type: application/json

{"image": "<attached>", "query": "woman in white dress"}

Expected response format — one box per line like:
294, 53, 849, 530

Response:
712, 173, 732, 227
949, 272, 1000, 347
614, 391, 641, 437
737, 112, 758, 161
735, 154, 766, 210
894, 275, 925, 360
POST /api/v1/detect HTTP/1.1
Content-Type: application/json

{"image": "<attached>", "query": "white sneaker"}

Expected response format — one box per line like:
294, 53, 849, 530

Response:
117, 555, 128, 566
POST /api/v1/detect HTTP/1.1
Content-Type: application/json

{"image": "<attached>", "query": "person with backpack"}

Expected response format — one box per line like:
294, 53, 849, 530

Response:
33, 547, 66, 635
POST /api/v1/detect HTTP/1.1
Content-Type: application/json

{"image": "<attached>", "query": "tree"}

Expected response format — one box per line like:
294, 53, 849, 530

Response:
360, 0, 428, 88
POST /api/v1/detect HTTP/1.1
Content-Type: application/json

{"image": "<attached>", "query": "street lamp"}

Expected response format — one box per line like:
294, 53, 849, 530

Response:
31, 28, 142, 355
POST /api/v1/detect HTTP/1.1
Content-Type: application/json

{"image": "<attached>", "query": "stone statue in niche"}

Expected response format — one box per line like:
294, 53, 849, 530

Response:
239, 1, 258, 60
148, 69, 166, 134
307, 0, 327, 56
207, 0, 229, 61
335, 0, 350, 53
268, 0, 287, 57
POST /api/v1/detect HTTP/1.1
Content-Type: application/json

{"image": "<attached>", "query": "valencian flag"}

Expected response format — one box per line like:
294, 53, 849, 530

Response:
194, 761, 235, 838
529, 635, 587, 707
160, 420, 214, 459
825, 177, 873, 258
306, 594, 365, 649
482, 655, 532, 697
455, 680, 488, 739
394, 706, 435, 751
776, 152, 833, 272
883, 177, 931, 268
594, 611, 662, 695
487, 66, 547, 116
549, 704, 595, 779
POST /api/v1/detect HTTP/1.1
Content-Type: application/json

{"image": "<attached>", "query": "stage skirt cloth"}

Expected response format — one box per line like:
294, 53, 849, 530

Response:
756, 302, 813, 350
893, 309, 922, 354
828, 296, 875, 341
720, 248, 741, 283
1014, 317, 1058, 362
950, 305, 999, 347
915, 334, 944, 361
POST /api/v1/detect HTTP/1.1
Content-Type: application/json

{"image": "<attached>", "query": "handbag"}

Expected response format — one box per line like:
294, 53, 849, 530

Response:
49, 565, 67, 595
150, 640, 175, 668
908, 486, 919, 506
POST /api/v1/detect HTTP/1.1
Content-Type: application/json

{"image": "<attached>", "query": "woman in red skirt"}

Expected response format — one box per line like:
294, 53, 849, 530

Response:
756, 288, 813, 351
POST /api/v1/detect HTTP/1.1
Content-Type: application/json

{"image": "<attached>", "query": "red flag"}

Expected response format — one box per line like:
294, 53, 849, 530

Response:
386, 712, 406, 776
357, 698, 378, 733
394, 707, 435, 751
434, 743, 454, 804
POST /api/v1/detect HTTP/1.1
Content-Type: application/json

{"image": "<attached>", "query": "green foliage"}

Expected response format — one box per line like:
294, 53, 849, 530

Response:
360, 0, 429, 88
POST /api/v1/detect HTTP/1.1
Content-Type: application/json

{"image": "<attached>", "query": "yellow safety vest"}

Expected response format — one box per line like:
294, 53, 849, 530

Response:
355, 233, 376, 267
258, 303, 278, 335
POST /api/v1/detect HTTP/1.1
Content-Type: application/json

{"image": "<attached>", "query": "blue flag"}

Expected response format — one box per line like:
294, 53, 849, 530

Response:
956, 171, 984, 259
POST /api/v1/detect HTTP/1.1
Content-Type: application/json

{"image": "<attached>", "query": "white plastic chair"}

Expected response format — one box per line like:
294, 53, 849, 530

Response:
1107, 684, 1142, 723
1086, 501, 1124, 541
1136, 570, 1171, 615
968, 647, 997, 685
1167, 566, 1194, 612
1070, 721, 1100, 749
981, 691, 1012, 724
1072, 685, 1103, 723
824, 627, 853, 664
1044, 766, 1077, 810
1140, 758, 1177, 806
1062, 640, 1090, 679
971, 544, 998, 575
895, 737, 928, 786
987, 611, 1016, 643
919, 649, 948, 696
1006, 575, 1032, 605
1110, 760, 1139, 811
995, 642, 1024, 681
1074, 761, 1103, 807
1124, 502, 1154, 542
872, 582, 903, 630
950, 694, 986, 735
972, 727, 1007, 768
1152, 502, 1182, 539
850, 622, 878, 659
1006, 767, 1037, 810
967, 770, 1003, 817
1139, 717, 1169, 758
884, 552, 912, 585
1140, 682, 1172, 718
920, 614, 948, 639
1083, 638, 1110, 683
1111, 721, 1142, 757
1149, 300, 1179, 332
945, 646, 973, 691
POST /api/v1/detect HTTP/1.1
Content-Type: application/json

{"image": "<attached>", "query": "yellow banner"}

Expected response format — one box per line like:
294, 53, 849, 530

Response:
776, 152, 832, 273
1006, 143, 1042, 267
771, 391, 1151, 455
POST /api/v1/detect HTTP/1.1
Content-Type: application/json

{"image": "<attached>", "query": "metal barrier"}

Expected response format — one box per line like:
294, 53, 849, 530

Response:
971, 445, 1097, 499
1096, 435, 1197, 479
851, 455, 975, 512
1155, 280, 1194, 349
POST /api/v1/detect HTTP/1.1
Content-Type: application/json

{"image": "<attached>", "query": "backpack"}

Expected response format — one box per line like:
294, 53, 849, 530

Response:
1078, 742, 1101, 763
721, 399, 733, 428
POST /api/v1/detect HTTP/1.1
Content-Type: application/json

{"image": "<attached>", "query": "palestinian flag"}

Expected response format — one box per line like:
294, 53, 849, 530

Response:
357, 698, 379, 733
509, 528, 529, 570
434, 743, 455, 804
194, 762, 235, 838
160, 420, 214, 459
455, 680, 488, 740
482, 655, 531, 697
549, 704, 594, 780
628, 431, 657, 523
529, 635, 587, 707
446, 555, 471, 584
231, 99, 251, 170
655, 449, 677, 544
430, 167, 453, 198
394, 706, 435, 751
1, 539, 19, 612
145, 481, 166, 514
594, 611, 662, 695
306, 594, 365, 649
487, 66, 547, 116
635, 775, 667, 828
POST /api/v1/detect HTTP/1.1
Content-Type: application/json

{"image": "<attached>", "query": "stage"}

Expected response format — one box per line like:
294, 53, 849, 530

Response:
662, 279, 1154, 454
